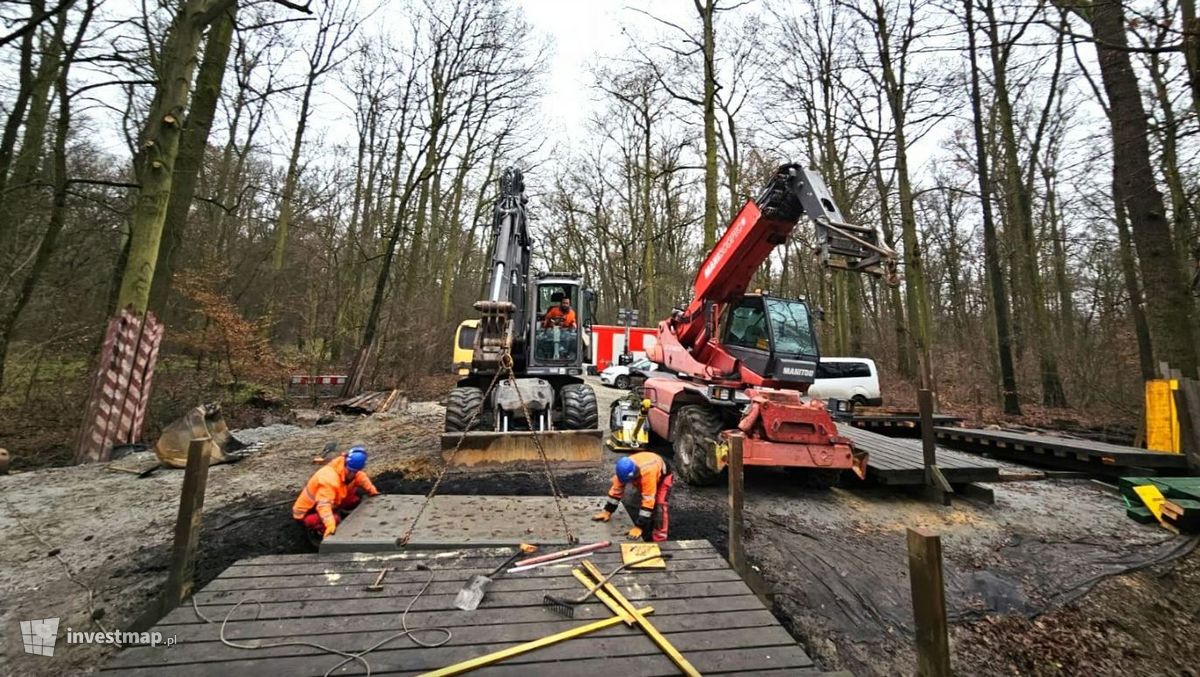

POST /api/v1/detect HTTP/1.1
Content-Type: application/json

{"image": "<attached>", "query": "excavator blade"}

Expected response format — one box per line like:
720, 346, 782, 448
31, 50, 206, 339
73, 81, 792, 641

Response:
440, 429, 604, 469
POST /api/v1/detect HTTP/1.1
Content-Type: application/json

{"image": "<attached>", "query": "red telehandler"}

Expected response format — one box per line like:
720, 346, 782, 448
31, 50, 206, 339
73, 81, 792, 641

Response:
640, 164, 897, 485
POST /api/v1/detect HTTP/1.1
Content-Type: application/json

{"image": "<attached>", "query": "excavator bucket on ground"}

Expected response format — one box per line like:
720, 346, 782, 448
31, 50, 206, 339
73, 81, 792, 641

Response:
440, 429, 604, 469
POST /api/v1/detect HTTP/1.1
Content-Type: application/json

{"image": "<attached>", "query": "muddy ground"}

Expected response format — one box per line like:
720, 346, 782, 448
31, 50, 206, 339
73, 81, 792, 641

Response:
1, 382, 1198, 676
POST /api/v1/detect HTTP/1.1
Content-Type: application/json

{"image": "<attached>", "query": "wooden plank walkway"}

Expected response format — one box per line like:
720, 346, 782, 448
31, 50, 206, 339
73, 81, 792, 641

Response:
936, 426, 1190, 474
849, 412, 962, 438
103, 540, 820, 676
838, 424, 1001, 485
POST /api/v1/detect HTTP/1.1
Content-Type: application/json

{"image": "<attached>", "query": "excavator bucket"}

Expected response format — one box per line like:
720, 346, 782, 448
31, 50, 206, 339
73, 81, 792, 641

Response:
440, 428, 604, 469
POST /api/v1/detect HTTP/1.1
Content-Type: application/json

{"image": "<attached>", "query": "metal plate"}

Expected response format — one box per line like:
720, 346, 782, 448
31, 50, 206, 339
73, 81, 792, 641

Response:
321, 494, 633, 552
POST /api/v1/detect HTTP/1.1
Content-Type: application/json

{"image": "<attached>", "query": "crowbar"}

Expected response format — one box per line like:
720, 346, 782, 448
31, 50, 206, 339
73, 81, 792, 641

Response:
419, 605, 655, 677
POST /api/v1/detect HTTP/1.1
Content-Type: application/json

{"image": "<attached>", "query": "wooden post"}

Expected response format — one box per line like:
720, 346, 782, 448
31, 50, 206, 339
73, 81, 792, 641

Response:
918, 388, 937, 468
907, 527, 951, 677
919, 389, 952, 505
164, 438, 211, 609
728, 434, 745, 574
1175, 377, 1200, 471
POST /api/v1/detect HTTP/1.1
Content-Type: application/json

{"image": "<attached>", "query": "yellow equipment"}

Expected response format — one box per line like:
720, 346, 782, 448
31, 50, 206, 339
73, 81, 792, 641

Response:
1145, 379, 1181, 453
452, 320, 479, 377
606, 397, 651, 452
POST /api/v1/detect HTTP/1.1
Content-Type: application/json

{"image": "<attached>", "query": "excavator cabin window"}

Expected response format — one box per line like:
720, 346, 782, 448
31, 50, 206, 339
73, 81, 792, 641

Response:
534, 284, 578, 362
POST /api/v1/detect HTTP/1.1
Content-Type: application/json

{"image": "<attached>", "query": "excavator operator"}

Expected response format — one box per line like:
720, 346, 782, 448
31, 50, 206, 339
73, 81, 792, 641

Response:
292, 446, 379, 545
542, 295, 577, 329
592, 452, 674, 542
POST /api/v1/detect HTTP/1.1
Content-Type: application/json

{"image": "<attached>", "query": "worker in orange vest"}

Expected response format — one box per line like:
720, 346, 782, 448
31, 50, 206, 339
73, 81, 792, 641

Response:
542, 295, 577, 329
292, 447, 379, 543
592, 452, 673, 542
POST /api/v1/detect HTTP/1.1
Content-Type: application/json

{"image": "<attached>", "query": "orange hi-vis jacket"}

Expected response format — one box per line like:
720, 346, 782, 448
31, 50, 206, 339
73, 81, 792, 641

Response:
606, 451, 668, 524
292, 454, 378, 532
543, 306, 577, 328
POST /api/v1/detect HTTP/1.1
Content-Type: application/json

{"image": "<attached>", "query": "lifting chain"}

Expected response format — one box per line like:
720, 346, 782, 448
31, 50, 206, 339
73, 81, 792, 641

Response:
399, 348, 578, 547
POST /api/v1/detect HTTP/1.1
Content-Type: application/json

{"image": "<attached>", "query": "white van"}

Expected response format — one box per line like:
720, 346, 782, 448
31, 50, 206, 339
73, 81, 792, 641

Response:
807, 357, 882, 406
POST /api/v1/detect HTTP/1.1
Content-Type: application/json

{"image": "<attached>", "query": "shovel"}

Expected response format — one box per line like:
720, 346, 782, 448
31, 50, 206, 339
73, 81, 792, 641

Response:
454, 544, 536, 611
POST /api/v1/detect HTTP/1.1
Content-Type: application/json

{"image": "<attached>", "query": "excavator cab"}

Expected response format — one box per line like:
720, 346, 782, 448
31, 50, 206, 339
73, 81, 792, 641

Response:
532, 280, 582, 363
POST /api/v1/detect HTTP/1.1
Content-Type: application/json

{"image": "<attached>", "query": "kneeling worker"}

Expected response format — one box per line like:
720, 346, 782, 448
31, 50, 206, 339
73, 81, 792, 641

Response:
592, 452, 674, 542
293, 446, 379, 543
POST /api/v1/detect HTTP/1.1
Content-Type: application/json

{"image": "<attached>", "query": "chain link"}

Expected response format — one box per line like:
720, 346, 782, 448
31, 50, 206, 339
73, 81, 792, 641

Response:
398, 348, 577, 546
500, 352, 578, 545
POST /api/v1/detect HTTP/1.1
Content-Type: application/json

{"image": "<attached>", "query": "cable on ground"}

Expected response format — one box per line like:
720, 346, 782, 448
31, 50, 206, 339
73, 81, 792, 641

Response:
192, 564, 451, 677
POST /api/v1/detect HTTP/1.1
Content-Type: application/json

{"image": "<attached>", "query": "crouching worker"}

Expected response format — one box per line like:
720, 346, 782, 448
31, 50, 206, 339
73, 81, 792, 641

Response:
592, 452, 674, 542
293, 446, 379, 545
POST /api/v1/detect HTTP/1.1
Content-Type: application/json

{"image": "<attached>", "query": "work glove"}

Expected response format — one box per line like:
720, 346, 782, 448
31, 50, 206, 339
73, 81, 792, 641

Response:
323, 523, 337, 538
626, 526, 643, 540
591, 510, 612, 522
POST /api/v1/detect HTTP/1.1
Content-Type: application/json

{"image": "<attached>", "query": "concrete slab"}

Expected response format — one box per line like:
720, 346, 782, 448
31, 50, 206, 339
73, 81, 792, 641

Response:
321, 494, 634, 552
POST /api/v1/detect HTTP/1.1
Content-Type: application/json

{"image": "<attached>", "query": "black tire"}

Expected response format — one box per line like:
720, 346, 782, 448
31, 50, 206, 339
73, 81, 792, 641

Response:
444, 387, 485, 432
615, 374, 631, 390
561, 384, 599, 430
673, 405, 724, 486
851, 395, 867, 408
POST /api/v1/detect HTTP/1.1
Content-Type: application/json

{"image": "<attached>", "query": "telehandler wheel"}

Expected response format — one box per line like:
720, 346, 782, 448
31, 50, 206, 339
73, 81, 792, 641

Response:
673, 405, 724, 486
561, 384, 599, 430
444, 387, 485, 432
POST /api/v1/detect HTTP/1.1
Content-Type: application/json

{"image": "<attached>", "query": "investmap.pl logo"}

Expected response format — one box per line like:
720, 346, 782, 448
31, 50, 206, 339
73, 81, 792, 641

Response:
20, 618, 176, 657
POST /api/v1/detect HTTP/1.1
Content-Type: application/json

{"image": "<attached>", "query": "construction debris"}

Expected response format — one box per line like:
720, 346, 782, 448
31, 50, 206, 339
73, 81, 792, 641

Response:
332, 389, 407, 415
1121, 476, 1200, 533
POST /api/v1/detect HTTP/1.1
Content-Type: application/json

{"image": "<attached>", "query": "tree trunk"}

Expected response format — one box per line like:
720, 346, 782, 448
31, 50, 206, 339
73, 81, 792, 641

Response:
984, 1, 1067, 407
1112, 174, 1156, 380
1045, 173, 1074, 349
115, 0, 235, 313
874, 1, 934, 391
695, 0, 719, 249
1085, 0, 1198, 377
966, 0, 1020, 414
0, 4, 86, 391
149, 3, 236, 315
874, 163, 913, 380
1181, 0, 1200, 121
270, 72, 316, 282
0, 0, 45, 247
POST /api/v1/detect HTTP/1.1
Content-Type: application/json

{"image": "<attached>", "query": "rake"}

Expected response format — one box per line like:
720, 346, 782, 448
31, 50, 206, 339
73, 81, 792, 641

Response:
542, 553, 672, 618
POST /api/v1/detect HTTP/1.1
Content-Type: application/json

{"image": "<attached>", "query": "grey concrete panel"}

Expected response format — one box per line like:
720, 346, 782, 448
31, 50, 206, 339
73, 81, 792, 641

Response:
321, 494, 633, 552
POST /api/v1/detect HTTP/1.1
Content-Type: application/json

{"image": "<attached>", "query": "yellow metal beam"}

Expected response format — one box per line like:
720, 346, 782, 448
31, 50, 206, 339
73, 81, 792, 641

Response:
419, 605, 654, 677
580, 560, 701, 677
571, 567, 635, 624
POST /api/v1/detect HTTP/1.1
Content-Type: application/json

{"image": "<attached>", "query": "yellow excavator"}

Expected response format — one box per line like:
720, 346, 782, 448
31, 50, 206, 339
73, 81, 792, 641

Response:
442, 168, 603, 468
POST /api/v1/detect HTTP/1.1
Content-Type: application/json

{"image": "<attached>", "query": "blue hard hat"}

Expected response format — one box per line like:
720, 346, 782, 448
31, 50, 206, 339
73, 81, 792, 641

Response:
346, 447, 368, 471
615, 456, 637, 482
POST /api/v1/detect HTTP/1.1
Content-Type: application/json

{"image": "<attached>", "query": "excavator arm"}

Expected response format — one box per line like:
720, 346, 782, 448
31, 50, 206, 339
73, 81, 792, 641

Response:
473, 168, 532, 370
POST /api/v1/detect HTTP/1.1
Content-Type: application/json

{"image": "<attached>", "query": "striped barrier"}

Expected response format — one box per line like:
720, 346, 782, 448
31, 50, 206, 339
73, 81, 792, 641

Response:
75, 309, 163, 464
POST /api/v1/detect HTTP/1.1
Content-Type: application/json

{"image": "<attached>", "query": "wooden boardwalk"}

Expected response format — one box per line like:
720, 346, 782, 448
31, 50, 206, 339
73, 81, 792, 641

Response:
838, 424, 1001, 485
849, 412, 962, 438
104, 540, 820, 676
936, 426, 1190, 474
